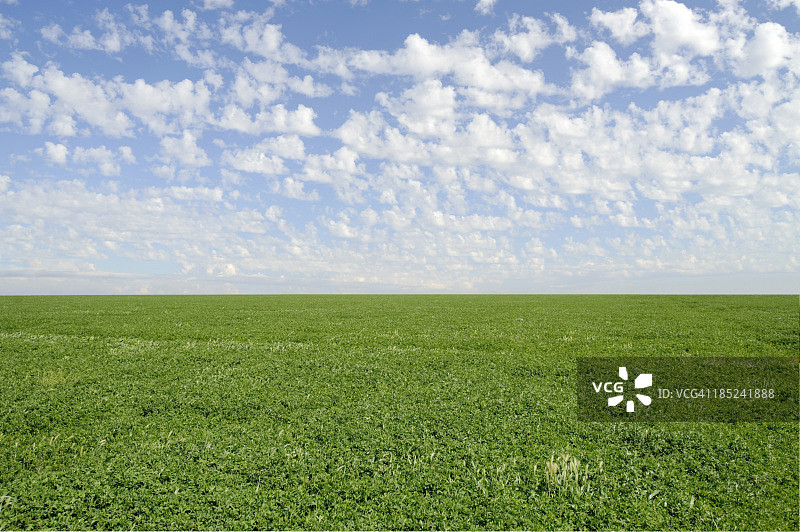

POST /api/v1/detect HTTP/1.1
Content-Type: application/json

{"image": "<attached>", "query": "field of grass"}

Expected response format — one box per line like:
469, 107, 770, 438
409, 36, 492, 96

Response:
0, 295, 797, 530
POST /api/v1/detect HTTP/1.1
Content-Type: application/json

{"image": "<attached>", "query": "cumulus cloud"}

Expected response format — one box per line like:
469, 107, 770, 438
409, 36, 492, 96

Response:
222, 142, 286, 175
38, 9, 145, 54
216, 103, 321, 135
350, 32, 550, 100
0, 13, 17, 40
767, 0, 800, 14
25, 63, 134, 136
1, 53, 38, 87
734, 22, 795, 77
642, 0, 720, 57
494, 13, 577, 61
41, 142, 69, 164
119, 77, 212, 135
377, 79, 457, 138
200, 0, 234, 10
72, 145, 135, 176
569, 41, 653, 100
219, 11, 303, 63
475, 0, 497, 16
160, 130, 211, 167
590, 7, 649, 45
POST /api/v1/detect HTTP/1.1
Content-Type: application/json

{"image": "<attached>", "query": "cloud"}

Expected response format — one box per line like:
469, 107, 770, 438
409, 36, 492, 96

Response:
216, 103, 321, 135
767, 0, 800, 14
222, 148, 285, 176
0, 13, 17, 40
38, 9, 145, 54
200, 0, 234, 10
219, 11, 303, 63
155, 9, 213, 44
32, 64, 134, 136
494, 13, 577, 62
0, 87, 51, 134
2, 56, 219, 137
41, 142, 69, 164
377, 79, 457, 138
35, 142, 135, 176
274, 177, 320, 201
227, 58, 332, 108
569, 41, 653, 100
474, 0, 497, 16
590, 7, 649, 46
350, 32, 549, 100
1, 53, 39, 88
301, 146, 362, 184
642, 0, 720, 57
72, 145, 135, 176
160, 130, 211, 167
734, 22, 795, 77
119, 77, 212, 135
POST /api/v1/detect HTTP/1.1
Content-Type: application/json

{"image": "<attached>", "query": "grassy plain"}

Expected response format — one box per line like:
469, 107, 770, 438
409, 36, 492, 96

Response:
0, 295, 797, 530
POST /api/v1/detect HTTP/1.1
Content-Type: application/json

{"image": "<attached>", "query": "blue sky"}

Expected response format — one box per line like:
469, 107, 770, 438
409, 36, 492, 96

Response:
0, 0, 798, 294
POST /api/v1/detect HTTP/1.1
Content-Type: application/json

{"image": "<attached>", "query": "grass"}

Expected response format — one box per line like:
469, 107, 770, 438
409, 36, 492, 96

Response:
0, 294, 797, 530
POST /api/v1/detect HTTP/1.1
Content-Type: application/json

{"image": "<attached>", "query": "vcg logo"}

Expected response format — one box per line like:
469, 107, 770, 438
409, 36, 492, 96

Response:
592, 366, 653, 413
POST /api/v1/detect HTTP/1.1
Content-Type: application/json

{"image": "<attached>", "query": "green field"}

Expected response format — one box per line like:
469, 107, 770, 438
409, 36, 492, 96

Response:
0, 295, 797, 530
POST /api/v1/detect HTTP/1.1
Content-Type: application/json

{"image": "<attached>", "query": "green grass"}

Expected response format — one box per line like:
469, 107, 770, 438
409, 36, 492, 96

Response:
0, 295, 797, 530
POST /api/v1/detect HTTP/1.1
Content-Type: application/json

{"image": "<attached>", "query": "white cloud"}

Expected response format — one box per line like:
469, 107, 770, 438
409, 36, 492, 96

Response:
2, 58, 218, 137
160, 130, 211, 167
377, 79, 457, 138
39, 23, 63, 44
0, 88, 50, 133
216, 103, 321, 135
155, 9, 212, 44
72, 145, 134, 176
350, 33, 550, 99
119, 146, 135, 164
475, 0, 497, 16
36, 142, 135, 176
159, 185, 224, 202
142, 8, 216, 66
2, 53, 39, 88
494, 14, 576, 62
288, 74, 332, 98
119, 77, 212, 135
0, 13, 17, 40
222, 148, 285, 175
33, 65, 133, 136
307, 46, 354, 80
735, 22, 795, 78
301, 146, 362, 183
42, 142, 68, 164
219, 11, 303, 63
200, 0, 234, 10
590, 7, 649, 46
570, 41, 653, 100
767, 0, 800, 14
275, 177, 320, 201
642, 0, 720, 57
38, 9, 143, 54
257, 134, 305, 159
227, 58, 331, 107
